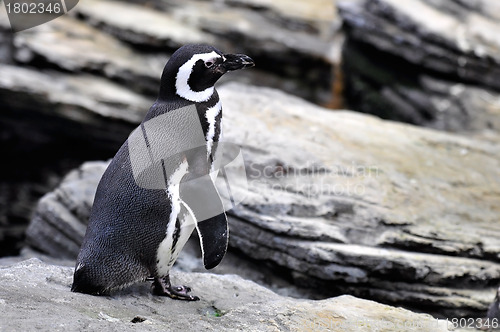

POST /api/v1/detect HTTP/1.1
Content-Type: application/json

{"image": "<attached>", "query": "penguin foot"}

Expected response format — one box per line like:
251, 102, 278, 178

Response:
151, 276, 200, 301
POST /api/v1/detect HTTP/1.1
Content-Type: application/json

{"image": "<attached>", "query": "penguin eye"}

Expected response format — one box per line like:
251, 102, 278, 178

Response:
205, 61, 214, 68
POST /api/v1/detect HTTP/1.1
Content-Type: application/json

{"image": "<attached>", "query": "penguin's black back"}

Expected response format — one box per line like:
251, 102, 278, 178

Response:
73, 146, 162, 293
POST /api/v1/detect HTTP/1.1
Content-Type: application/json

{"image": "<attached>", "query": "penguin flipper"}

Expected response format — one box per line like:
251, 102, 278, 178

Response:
179, 173, 228, 270
196, 212, 228, 269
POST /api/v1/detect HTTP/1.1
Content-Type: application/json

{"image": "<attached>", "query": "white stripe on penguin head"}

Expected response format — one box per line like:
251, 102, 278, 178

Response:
175, 51, 221, 102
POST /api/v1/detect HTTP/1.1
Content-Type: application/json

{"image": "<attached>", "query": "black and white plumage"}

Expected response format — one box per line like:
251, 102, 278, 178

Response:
71, 44, 254, 300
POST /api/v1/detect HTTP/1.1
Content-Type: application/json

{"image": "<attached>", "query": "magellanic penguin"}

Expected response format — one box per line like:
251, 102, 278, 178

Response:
71, 44, 254, 300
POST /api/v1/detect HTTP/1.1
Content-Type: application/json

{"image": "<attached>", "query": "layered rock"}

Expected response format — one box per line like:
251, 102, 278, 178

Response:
26, 162, 105, 258
26, 84, 500, 318
13, 15, 167, 96
1, 0, 340, 103
0, 63, 150, 255
338, 0, 500, 133
0, 258, 451, 332
73, 0, 339, 104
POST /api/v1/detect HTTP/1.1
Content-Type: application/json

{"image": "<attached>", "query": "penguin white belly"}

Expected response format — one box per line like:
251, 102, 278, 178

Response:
168, 205, 196, 266
156, 160, 193, 276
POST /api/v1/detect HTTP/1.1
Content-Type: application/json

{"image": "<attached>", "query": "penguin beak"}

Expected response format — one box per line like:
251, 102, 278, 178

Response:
220, 53, 255, 72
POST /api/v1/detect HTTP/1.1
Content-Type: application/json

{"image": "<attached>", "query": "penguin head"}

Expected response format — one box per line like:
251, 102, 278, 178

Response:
159, 44, 254, 102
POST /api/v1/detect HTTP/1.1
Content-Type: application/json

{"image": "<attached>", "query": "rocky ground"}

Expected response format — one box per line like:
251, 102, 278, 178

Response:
0, 258, 452, 332
1, 0, 500, 329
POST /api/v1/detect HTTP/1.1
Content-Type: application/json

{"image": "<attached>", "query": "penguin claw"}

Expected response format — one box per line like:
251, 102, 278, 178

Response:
151, 277, 200, 301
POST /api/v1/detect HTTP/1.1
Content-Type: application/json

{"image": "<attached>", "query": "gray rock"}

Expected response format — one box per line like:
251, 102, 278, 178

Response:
26, 162, 105, 259
220, 84, 500, 316
0, 63, 147, 122
0, 63, 149, 147
26, 84, 500, 317
0, 63, 150, 254
339, 0, 500, 90
74, 0, 216, 49
12, 15, 166, 96
9, 12, 328, 105
0, 258, 451, 332
74, 0, 340, 104
0, 0, 343, 105
338, 0, 500, 132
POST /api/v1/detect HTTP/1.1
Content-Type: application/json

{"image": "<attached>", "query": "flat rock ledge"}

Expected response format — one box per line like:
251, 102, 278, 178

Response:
0, 258, 451, 332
